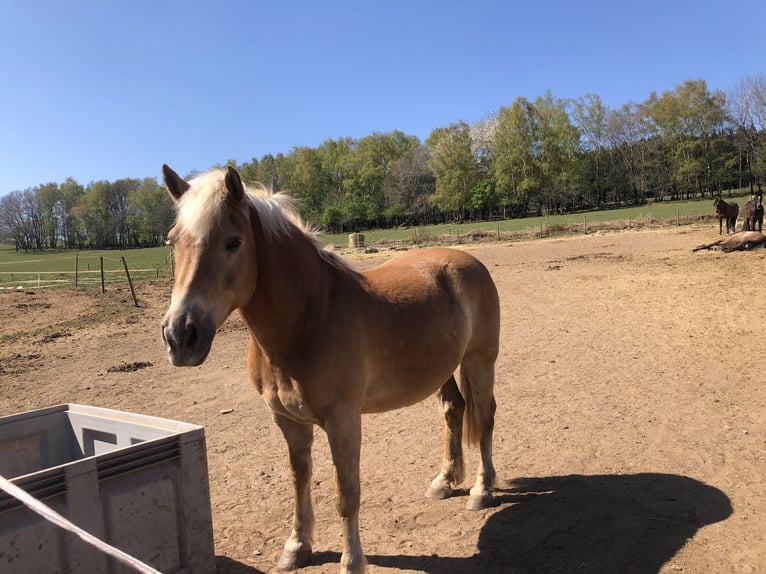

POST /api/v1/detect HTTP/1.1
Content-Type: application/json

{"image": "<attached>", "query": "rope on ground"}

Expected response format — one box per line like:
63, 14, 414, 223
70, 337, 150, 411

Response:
0, 474, 162, 574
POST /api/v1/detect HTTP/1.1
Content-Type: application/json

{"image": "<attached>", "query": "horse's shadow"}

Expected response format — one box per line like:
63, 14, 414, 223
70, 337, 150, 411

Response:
216, 472, 731, 574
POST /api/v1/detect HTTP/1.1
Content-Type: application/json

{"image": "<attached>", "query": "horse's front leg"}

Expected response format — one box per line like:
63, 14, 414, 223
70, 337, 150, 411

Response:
325, 408, 367, 574
273, 413, 315, 571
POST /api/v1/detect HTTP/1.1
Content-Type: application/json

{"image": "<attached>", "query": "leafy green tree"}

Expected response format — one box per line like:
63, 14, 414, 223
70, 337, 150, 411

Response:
341, 131, 417, 227
317, 138, 355, 228
427, 122, 479, 220
108, 179, 139, 249
36, 182, 62, 248
255, 154, 279, 189
238, 158, 260, 186
75, 181, 111, 248
468, 178, 498, 218
572, 94, 610, 206
290, 146, 326, 221
492, 93, 581, 215
604, 103, 655, 203
59, 178, 84, 248
492, 98, 541, 216
321, 204, 345, 233
644, 79, 729, 198
273, 153, 293, 193
383, 143, 435, 225
534, 91, 581, 212
128, 177, 175, 247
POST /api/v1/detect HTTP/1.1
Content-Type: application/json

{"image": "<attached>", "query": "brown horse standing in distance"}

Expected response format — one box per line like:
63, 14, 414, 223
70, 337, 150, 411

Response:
713, 197, 739, 234
742, 193, 764, 232
159, 165, 500, 574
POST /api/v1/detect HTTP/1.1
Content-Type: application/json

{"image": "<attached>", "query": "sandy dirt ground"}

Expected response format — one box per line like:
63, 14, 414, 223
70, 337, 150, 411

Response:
1, 223, 765, 574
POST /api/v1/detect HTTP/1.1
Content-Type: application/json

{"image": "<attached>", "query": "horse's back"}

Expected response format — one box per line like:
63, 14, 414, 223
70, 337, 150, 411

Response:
364, 247, 499, 332
358, 247, 499, 412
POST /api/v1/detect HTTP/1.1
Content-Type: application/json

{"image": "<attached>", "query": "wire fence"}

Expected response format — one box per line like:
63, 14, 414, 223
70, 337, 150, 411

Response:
0, 269, 171, 290
0, 253, 173, 292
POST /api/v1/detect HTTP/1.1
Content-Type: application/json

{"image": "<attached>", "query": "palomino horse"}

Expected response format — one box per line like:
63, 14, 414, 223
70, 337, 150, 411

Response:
742, 193, 764, 232
713, 197, 739, 234
160, 165, 500, 574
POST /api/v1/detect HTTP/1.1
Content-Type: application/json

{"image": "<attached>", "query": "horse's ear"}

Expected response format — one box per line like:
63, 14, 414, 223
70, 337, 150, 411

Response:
162, 164, 190, 202
224, 165, 246, 203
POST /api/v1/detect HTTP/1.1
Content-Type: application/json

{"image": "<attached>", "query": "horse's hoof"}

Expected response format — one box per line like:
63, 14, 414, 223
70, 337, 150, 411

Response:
466, 491, 493, 511
276, 545, 312, 571
340, 553, 368, 574
425, 484, 452, 500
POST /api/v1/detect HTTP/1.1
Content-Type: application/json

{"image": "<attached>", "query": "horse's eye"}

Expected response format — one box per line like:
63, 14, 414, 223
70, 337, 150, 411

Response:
226, 238, 242, 252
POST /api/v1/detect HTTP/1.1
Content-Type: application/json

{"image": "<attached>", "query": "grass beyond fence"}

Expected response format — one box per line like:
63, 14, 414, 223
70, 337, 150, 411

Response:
0, 246, 173, 290
0, 192, 748, 289
320, 193, 737, 245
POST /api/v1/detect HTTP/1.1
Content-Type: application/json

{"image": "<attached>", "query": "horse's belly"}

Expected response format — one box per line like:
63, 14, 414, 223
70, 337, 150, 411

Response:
361, 359, 459, 413
360, 315, 470, 412
362, 383, 442, 413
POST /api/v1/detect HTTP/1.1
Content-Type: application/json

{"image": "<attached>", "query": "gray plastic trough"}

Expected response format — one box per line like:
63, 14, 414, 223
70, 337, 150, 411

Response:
0, 404, 215, 573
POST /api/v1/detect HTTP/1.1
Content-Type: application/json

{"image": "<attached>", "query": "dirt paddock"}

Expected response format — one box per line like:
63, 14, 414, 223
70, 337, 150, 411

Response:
1, 224, 765, 573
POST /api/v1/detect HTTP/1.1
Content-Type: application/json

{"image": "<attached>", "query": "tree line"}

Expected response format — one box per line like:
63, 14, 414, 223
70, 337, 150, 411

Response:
2, 76, 765, 251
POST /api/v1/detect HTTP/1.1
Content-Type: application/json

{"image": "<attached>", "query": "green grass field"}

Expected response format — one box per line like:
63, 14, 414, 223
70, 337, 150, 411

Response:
0, 191, 747, 288
320, 193, 737, 245
0, 246, 173, 289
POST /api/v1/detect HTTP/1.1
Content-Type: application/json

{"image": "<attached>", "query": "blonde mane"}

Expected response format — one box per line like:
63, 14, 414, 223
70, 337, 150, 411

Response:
175, 168, 314, 241
174, 168, 359, 275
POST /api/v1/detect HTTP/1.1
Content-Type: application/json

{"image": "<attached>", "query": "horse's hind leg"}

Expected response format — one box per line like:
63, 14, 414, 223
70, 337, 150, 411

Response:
425, 375, 466, 500
459, 357, 497, 511
273, 413, 315, 571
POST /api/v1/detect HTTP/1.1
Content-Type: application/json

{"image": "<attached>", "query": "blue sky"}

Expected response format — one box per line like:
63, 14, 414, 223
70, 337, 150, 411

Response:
1, 0, 764, 195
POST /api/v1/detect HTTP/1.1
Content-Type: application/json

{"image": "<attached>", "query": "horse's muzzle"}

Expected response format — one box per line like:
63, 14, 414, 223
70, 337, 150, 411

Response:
161, 309, 216, 367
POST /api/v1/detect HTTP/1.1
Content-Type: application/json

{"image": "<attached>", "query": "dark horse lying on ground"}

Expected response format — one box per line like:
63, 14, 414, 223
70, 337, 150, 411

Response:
713, 197, 739, 234
693, 231, 766, 252
742, 194, 763, 232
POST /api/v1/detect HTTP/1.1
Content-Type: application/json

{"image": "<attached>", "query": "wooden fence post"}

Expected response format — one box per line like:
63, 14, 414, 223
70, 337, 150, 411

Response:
74, 252, 79, 287
121, 257, 139, 307
100, 257, 105, 294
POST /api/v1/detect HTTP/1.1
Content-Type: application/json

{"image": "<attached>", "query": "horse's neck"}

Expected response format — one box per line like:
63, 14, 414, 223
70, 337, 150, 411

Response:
239, 229, 331, 356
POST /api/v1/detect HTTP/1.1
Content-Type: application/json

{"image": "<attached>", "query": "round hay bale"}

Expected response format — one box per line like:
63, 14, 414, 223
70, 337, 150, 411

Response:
348, 233, 365, 250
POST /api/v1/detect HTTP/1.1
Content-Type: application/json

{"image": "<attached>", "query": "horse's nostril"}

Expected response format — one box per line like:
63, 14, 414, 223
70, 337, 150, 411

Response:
183, 323, 198, 349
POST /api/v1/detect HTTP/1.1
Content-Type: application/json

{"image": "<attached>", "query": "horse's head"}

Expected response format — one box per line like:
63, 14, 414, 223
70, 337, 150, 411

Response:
713, 197, 733, 219
160, 164, 258, 366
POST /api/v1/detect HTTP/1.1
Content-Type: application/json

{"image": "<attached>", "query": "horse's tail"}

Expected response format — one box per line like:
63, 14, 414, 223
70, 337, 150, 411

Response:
458, 358, 497, 446
460, 370, 479, 446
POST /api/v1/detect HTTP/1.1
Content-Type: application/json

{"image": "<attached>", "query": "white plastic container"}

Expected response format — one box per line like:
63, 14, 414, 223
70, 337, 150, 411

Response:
0, 404, 215, 573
